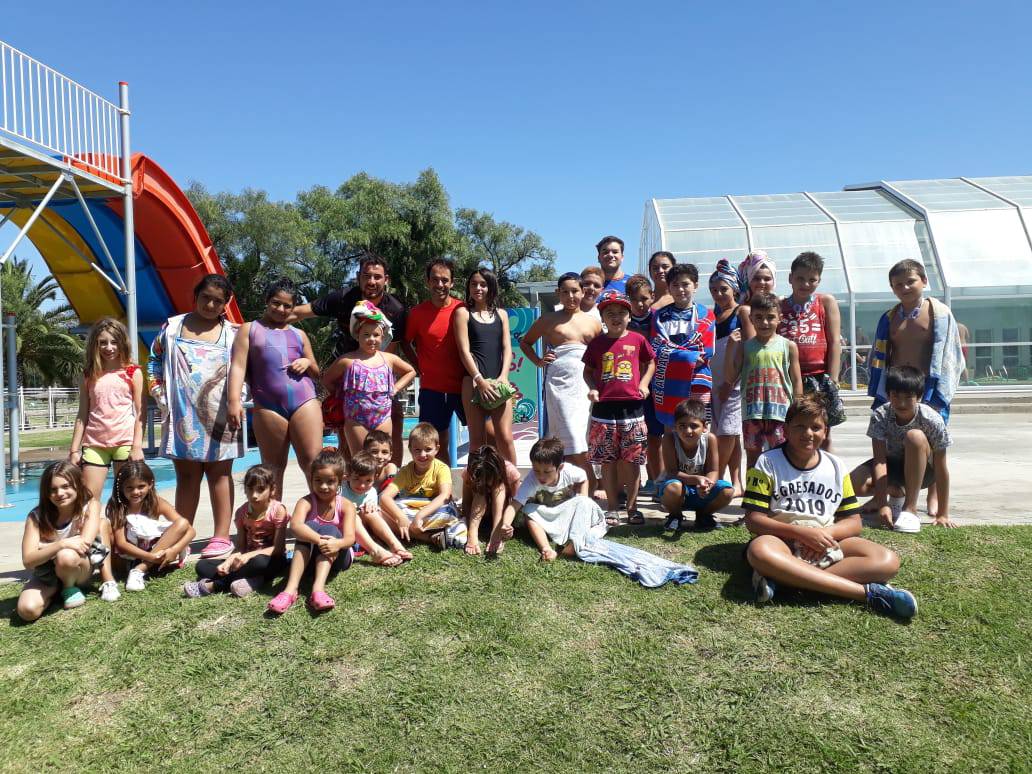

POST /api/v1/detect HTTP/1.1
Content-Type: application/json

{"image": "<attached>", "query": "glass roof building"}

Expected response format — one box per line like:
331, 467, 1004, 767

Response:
640, 176, 1032, 390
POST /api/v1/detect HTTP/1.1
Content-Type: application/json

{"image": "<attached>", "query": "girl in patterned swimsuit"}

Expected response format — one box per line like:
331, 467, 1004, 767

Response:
228, 278, 323, 496
322, 301, 416, 456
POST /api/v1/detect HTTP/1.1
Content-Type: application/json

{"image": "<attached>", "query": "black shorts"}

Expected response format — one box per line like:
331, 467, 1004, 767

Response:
418, 388, 466, 434
860, 456, 935, 491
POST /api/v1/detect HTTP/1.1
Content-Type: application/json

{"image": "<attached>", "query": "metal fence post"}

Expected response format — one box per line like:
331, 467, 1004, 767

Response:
6, 313, 19, 483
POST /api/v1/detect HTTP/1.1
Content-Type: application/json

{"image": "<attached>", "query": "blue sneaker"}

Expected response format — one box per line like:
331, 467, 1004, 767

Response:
752, 570, 776, 605
865, 583, 918, 619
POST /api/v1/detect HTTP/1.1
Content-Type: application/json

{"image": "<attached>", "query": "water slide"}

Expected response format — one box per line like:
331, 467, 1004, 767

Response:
1, 153, 241, 349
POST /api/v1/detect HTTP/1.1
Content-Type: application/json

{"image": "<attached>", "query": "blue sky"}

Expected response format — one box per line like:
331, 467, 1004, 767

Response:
4, 1, 1032, 281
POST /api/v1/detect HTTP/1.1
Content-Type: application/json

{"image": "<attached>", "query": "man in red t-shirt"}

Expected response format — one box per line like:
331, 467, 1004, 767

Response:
405, 258, 466, 462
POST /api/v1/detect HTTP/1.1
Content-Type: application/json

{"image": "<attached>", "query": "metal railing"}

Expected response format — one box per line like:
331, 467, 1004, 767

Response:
0, 41, 125, 183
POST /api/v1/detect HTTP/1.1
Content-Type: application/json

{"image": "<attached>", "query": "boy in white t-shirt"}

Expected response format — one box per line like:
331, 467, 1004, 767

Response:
507, 436, 605, 562
743, 395, 917, 619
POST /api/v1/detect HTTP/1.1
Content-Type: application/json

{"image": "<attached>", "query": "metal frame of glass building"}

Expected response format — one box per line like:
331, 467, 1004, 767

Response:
639, 176, 1032, 391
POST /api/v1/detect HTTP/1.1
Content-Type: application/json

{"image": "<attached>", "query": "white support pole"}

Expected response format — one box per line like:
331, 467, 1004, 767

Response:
6, 313, 18, 483
0, 281, 6, 506
0, 174, 64, 264
68, 175, 128, 292
118, 81, 137, 360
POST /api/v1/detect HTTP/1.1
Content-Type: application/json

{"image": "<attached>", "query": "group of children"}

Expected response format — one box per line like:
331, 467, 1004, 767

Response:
16, 250, 961, 623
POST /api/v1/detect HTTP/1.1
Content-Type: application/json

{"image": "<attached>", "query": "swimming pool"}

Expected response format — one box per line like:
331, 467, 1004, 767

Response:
0, 419, 423, 523
0, 448, 266, 523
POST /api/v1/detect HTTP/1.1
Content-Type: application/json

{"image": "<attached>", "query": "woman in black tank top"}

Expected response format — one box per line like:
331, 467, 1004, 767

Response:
454, 268, 517, 464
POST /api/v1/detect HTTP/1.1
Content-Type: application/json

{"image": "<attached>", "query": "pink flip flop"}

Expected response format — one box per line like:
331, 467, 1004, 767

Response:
266, 590, 298, 615
307, 590, 335, 612
200, 537, 233, 559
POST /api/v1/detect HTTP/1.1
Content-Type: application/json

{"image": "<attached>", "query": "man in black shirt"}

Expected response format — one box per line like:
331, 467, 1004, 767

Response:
292, 253, 413, 463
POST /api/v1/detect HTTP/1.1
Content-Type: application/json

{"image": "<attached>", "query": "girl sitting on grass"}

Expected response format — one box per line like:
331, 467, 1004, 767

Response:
461, 444, 521, 558
267, 449, 357, 614
68, 317, 145, 502
183, 464, 290, 598
108, 461, 195, 592
743, 395, 917, 619
17, 461, 119, 621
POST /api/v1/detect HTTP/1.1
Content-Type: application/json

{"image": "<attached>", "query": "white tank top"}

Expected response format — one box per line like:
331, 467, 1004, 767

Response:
672, 433, 709, 476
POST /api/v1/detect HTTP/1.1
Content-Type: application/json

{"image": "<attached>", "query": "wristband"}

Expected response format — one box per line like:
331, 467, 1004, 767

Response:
472, 373, 483, 384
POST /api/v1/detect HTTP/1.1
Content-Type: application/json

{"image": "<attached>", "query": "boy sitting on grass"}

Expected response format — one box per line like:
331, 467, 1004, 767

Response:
507, 436, 599, 562
657, 398, 734, 532
849, 366, 953, 533
508, 436, 697, 587
380, 422, 466, 550
743, 395, 917, 620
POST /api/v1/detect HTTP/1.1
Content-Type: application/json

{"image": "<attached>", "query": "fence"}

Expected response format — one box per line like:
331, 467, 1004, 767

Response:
2, 387, 78, 430
0, 40, 125, 182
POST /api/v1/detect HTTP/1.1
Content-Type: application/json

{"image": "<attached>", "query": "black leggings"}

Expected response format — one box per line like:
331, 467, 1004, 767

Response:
195, 554, 288, 591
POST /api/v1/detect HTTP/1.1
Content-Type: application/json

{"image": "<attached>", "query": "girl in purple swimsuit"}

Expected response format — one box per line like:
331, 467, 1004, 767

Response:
228, 278, 323, 495
321, 301, 416, 456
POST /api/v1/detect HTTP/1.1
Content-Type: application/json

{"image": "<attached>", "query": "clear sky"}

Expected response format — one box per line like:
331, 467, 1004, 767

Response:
4, 1, 1032, 279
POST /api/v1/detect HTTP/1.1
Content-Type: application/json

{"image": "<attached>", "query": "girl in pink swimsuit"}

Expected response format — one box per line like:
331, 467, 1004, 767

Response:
321, 301, 416, 456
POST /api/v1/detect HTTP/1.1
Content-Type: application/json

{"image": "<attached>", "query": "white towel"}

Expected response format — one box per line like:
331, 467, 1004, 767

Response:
544, 343, 590, 455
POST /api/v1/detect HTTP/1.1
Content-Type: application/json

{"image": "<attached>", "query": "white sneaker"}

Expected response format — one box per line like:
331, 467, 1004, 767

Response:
100, 580, 121, 602
126, 569, 146, 591
893, 510, 922, 534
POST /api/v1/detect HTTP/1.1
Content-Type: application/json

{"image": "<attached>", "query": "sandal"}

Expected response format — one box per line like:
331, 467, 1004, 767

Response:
393, 548, 414, 561
266, 590, 298, 615
307, 590, 336, 612
627, 509, 646, 526
605, 511, 623, 527
182, 580, 214, 598
200, 537, 233, 559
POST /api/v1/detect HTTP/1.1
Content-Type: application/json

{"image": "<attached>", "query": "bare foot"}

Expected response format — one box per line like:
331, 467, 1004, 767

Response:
486, 536, 506, 556
732, 486, 744, 499
926, 494, 939, 517
393, 548, 414, 561
465, 540, 481, 556
540, 548, 557, 562
592, 489, 607, 502
371, 550, 402, 568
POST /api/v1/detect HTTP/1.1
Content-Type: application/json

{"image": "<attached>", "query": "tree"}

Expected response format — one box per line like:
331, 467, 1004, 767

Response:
454, 208, 557, 306
1, 257, 84, 387
185, 183, 314, 318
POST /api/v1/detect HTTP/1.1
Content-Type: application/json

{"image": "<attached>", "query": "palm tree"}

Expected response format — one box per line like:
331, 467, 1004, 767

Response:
1, 257, 84, 387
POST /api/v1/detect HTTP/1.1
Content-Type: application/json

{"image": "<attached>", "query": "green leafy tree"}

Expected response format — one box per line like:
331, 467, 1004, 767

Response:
454, 208, 556, 306
1, 257, 84, 387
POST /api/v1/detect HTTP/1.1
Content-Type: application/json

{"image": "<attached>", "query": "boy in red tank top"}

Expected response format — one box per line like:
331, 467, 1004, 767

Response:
777, 252, 845, 446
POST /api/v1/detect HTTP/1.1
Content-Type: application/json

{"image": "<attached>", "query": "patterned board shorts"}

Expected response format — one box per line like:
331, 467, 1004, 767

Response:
588, 415, 648, 465
742, 419, 785, 452
803, 373, 846, 427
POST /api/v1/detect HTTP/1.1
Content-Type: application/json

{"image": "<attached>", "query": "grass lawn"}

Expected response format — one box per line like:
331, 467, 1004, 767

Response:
18, 429, 73, 450
0, 525, 1029, 772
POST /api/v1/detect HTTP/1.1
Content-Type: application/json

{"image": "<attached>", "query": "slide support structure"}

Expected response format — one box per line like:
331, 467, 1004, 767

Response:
119, 82, 138, 360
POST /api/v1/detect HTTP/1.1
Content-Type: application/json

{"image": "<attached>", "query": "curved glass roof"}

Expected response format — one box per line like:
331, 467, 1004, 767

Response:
641, 175, 1032, 300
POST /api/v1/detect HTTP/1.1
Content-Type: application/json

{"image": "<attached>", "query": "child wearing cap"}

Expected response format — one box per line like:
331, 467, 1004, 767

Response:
582, 290, 656, 526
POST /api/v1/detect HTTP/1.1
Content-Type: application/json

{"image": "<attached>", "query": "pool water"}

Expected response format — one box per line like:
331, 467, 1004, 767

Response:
0, 419, 422, 523
0, 447, 266, 523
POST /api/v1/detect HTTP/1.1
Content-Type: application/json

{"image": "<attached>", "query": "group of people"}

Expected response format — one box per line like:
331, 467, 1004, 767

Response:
16, 236, 964, 623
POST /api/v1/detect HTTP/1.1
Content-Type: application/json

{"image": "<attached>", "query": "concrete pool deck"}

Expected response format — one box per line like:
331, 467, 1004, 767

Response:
1, 410, 1029, 578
